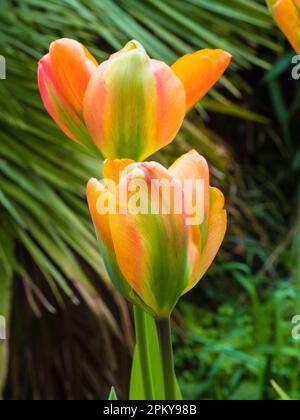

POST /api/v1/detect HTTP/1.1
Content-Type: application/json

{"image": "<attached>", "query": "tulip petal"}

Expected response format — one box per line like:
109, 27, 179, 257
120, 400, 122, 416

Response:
271, 0, 300, 53
84, 42, 186, 161
169, 149, 211, 270
38, 39, 98, 150
109, 162, 190, 317
147, 59, 186, 159
169, 150, 210, 222
49, 38, 97, 113
183, 186, 227, 294
102, 158, 134, 184
199, 187, 226, 278
172, 49, 232, 111
87, 177, 154, 312
86, 178, 114, 251
169, 150, 211, 289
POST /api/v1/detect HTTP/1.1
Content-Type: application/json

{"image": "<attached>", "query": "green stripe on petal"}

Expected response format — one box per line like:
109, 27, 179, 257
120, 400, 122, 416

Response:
109, 162, 190, 318
103, 50, 157, 160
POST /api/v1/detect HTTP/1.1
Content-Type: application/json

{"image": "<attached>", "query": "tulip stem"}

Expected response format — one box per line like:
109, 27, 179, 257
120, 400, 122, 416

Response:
155, 317, 176, 400
133, 305, 154, 400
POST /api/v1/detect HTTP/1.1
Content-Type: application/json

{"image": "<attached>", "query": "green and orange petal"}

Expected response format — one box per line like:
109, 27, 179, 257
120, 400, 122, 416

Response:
109, 161, 190, 317
83, 40, 186, 161
169, 149, 210, 222
183, 186, 227, 294
38, 38, 97, 149
86, 174, 153, 311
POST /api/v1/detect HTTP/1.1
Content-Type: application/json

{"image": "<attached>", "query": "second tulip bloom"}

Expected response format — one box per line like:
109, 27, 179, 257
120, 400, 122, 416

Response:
39, 38, 231, 160
87, 151, 226, 318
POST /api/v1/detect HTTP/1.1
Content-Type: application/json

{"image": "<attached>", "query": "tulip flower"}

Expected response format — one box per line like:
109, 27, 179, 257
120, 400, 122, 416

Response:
266, 0, 300, 53
86, 150, 226, 319
39, 39, 231, 160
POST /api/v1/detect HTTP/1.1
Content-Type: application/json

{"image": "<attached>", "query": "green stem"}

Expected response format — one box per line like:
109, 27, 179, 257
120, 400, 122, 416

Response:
133, 305, 154, 400
155, 317, 176, 400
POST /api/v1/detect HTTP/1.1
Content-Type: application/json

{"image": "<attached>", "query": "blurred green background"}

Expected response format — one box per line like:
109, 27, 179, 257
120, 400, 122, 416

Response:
0, 0, 299, 400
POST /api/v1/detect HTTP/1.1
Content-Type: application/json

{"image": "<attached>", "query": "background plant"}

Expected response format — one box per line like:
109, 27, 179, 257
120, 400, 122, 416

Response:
0, 0, 298, 400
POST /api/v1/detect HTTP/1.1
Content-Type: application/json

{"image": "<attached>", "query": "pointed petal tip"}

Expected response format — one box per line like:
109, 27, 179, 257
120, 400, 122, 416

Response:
86, 177, 103, 197
222, 50, 233, 60
49, 37, 78, 49
87, 177, 98, 186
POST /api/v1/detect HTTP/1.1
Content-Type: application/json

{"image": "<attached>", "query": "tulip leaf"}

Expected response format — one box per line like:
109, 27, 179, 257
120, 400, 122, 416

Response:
270, 380, 291, 401
129, 346, 146, 400
108, 386, 118, 400
130, 310, 182, 400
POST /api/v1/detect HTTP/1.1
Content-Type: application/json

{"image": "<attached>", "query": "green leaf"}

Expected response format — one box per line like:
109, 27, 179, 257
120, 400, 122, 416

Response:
108, 386, 118, 400
271, 380, 291, 401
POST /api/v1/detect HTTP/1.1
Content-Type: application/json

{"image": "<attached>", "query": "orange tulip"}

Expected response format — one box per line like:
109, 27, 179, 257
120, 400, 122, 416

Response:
266, 0, 300, 53
39, 39, 231, 160
86, 151, 227, 318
